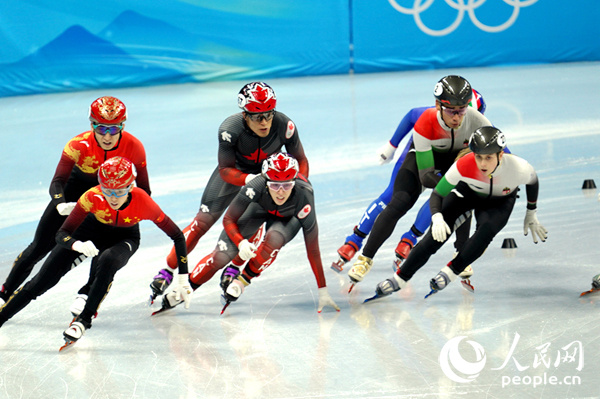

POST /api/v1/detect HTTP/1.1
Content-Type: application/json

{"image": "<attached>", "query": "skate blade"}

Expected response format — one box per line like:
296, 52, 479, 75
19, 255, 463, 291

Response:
461, 279, 475, 293
148, 292, 158, 306
348, 283, 356, 293
392, 259, 403, 272
59, 340, 76, 352
220, 301, 231, 315
363, 292, 387, 303
151, 306, 172, 316
424, 289, 438, 299
331, 258, 345, 273
580, 288, 600, 297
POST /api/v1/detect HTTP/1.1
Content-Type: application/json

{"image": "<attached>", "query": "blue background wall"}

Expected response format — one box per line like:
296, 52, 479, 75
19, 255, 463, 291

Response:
0, 0, 597, 97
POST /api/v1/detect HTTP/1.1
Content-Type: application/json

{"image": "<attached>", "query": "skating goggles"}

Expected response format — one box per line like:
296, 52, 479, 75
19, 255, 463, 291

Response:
441, 105, 468, 117
245, 110, 275, 122
267, 181, 295, 191
92, 123, 123, 136
100, 184, 132, 198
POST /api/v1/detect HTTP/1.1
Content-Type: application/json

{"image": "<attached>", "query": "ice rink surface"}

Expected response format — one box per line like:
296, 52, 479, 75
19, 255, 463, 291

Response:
1, 62, 600, 398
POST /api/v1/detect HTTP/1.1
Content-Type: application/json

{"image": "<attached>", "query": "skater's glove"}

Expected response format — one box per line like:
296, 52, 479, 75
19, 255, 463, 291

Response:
245, 173, 258, 185
377, 141, 396, 165
174, 274, 193, 309
238, 239, 257, 261
56, 202, 76, 216
431, 213, 451, 242
317, 287, 340, 313
72, 240, 99, 257
523, 209, 547, 243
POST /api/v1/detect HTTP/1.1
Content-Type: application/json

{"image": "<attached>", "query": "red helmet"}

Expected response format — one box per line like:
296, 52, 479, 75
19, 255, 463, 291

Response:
89, 96, 127, 124
237, 82, 276, 113
98, 157, 137, 189
261, 153, 299, 182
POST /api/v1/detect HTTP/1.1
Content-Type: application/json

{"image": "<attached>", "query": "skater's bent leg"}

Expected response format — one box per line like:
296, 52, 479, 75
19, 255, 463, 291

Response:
397, 232, 446, 281
1, 202, 65, 297
166, 211, 219, 269
362, 167, 421, 259
79, 241, 137, 324
0, 248, 76, 325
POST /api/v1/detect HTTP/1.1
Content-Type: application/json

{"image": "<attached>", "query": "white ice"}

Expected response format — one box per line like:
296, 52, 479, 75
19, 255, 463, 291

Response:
1, 62, 600, 398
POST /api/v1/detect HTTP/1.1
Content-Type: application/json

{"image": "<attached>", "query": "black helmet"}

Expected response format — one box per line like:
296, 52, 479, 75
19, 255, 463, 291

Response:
434, 75, 473, 107
469, 126, 507, 154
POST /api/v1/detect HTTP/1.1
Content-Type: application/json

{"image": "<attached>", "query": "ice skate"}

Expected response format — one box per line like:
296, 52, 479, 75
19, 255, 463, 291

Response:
151, 291, 183, 316
219, 265, 241, 291
0, 287, 8, 306
348, 255, 373, 292
69, 294, 98, 318
458, 265, 475, 293
580, 274, 600, 297
149, 268, 174, 305
425, 266, 458, 299
392, 238, 413, 271
70, 294, 87, 317
220, 278, 247, 314
364, 274, 407, 303
60, 317, 91, 351
331, 241, 359, 272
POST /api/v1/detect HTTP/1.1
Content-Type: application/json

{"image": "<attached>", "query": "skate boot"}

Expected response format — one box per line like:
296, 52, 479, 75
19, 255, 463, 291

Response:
452, 252, 474, 292
60, 316, 92, 350
593, 274, 600, 290
220, 277, 250, 314
425, 265, 458, 298
392, 238, 414, 271
219, 265, 241, 291
580, 273, 600, 297
0, 285, 8, 306
347, 255, 373, 292
332, 241, 359, 272
364, 274, 408, 302
69, 294, 98, 318
70, 294, 87, 317
149, 268, 174, 305
458, 265, 473, 279
151, 291, 183, 316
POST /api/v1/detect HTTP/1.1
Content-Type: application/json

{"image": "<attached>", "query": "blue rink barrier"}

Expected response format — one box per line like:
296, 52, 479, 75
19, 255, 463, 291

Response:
351, 0, 599, 72
0, 0, 597, 97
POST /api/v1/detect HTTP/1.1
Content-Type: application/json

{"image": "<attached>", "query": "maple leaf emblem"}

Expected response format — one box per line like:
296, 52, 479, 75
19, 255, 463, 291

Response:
243, 148, 269, 162
252, 84, 269, 102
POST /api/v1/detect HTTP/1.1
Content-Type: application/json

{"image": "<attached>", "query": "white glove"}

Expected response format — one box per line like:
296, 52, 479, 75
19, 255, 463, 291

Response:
174, 274, 193, 309
56, 202, 76, 216
72, 240, 99, 257
431, 213, 451, 242
238, 239, 257, 261
523, 209, 547, 243
245, 174, 258, 185
377, 141, 397, 165
317, 287, 340, 313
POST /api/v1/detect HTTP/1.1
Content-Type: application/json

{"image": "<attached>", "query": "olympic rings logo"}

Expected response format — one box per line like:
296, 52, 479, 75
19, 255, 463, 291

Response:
387, 0, 539, 36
